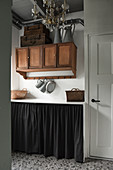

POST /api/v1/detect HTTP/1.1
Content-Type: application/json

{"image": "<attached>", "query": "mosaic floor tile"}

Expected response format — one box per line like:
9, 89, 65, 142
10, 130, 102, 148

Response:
12, 152, 113, 170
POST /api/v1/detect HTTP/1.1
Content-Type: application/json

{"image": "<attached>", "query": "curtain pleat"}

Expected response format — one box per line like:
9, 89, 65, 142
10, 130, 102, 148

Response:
11, 102, 83, 162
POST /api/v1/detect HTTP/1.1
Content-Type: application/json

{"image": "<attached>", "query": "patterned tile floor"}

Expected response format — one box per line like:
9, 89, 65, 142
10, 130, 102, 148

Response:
12, 152, 113, 170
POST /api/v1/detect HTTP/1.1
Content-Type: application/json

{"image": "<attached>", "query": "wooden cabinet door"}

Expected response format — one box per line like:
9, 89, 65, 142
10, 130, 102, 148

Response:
16, 48, 28, 69
57, 43, 72, 67
29, 46, 42, 69
43, 45, 56, 68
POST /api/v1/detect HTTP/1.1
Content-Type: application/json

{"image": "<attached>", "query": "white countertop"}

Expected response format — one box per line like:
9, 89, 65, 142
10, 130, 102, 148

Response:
11, 99, 85, 105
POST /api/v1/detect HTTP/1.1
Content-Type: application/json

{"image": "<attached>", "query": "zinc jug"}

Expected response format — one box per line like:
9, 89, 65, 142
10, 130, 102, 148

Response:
62, 24, 75, 43
53, 27, 62, 44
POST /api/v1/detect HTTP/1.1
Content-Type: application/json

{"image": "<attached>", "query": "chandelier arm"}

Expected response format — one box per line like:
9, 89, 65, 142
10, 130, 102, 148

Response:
31, 0, 45, 16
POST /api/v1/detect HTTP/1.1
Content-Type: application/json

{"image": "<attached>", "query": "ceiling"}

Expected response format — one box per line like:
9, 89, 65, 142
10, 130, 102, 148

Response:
12, 0, 83, 21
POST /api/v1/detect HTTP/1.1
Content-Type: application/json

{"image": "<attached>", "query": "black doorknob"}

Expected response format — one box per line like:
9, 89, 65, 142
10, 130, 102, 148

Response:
91, 99, 100, 103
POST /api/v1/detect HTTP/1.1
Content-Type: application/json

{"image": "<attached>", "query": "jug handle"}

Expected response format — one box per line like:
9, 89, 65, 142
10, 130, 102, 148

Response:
60, 27, 64, 41
72, 24, 75, 36
60, 27, 62, 37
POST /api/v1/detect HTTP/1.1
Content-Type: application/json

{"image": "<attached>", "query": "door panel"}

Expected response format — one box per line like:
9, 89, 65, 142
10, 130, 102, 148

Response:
57, 44, 71, 67
89, 34, 113, 158
16, 48, 28, 69
43, 45, 56, 68
97, 42, 113, 75
97, 84, 111, 147
29, 46, 42, 69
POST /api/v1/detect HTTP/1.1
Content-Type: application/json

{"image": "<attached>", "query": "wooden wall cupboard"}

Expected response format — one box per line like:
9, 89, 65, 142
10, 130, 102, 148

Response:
29, 46, 42, 69
43, 44, 57, 68
16, 46, 42, 70
16, 42, 77, 79
57, 43, 71, 67
16, 48, 28, 69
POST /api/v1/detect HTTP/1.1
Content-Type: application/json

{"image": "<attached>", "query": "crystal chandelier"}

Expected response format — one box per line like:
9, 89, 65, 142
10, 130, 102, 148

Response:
31, 0, 69, 32
31, 1, 40, 20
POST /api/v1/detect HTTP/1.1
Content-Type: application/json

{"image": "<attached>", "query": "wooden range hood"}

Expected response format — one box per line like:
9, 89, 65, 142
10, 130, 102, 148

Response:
16, 42, 77, 79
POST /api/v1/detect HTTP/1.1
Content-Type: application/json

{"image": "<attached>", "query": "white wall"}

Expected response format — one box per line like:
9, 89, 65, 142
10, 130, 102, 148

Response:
11, 26, 20, 90
0, 0, 12, 169
12, 11, 84, 102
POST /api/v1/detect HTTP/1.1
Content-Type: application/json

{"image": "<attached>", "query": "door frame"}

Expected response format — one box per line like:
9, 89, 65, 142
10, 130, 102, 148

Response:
85, 32, 113, 160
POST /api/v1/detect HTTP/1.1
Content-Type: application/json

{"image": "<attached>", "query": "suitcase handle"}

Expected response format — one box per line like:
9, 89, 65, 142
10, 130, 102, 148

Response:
30, 40, 36, 45
25, 35, 41, 41
26, 25, 40, 31
33, 35, 41, 39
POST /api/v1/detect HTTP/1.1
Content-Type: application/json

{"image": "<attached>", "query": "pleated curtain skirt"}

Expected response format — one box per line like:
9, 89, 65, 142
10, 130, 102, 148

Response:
11, 102, 83, 163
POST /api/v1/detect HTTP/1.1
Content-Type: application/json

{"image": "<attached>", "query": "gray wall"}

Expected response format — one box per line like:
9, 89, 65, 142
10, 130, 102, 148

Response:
0, 0, 12, 169
84, 0, 113, 34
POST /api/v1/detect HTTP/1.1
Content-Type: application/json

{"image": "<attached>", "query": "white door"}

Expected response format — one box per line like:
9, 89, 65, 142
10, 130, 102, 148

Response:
89, 33, 113, 158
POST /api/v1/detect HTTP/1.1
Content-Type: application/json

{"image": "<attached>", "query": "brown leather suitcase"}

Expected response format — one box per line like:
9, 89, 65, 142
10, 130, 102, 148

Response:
24, 24, 49, 36
21, 34, 52, 47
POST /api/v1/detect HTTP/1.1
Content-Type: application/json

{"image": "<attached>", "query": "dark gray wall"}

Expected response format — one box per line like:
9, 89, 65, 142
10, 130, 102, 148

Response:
0, 0, 12, 169
84, 0, 113, 34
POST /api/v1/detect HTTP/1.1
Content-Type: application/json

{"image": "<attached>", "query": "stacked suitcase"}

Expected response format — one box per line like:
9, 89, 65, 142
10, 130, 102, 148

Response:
21, 24, 52, 47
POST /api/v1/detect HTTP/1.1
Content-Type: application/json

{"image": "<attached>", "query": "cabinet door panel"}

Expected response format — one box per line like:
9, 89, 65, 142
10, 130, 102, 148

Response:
58, 44, 72, 67
43, 45, 56, 68
29, 46, 42, 69
16, 48, 28, 69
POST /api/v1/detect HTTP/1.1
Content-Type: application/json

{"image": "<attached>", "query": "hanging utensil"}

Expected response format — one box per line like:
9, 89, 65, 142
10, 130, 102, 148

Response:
46, 80, 56, 93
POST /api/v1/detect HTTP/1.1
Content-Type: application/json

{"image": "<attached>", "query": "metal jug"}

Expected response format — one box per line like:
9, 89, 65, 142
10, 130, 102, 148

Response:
35, 79, 44, 88
53, 27, 62, 44
62, 24, 75, 43
39, 80, 49, 93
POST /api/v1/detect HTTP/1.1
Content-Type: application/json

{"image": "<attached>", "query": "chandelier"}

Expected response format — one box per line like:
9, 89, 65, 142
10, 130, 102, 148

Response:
31, 0, 69, 32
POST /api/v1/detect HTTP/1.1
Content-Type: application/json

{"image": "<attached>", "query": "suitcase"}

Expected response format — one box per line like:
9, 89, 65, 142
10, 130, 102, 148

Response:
24, 24, 49, 36
21, 34, 52, 47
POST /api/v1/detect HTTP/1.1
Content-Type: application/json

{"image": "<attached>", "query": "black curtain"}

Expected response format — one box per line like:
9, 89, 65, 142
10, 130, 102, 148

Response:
11, 102, 83, 162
